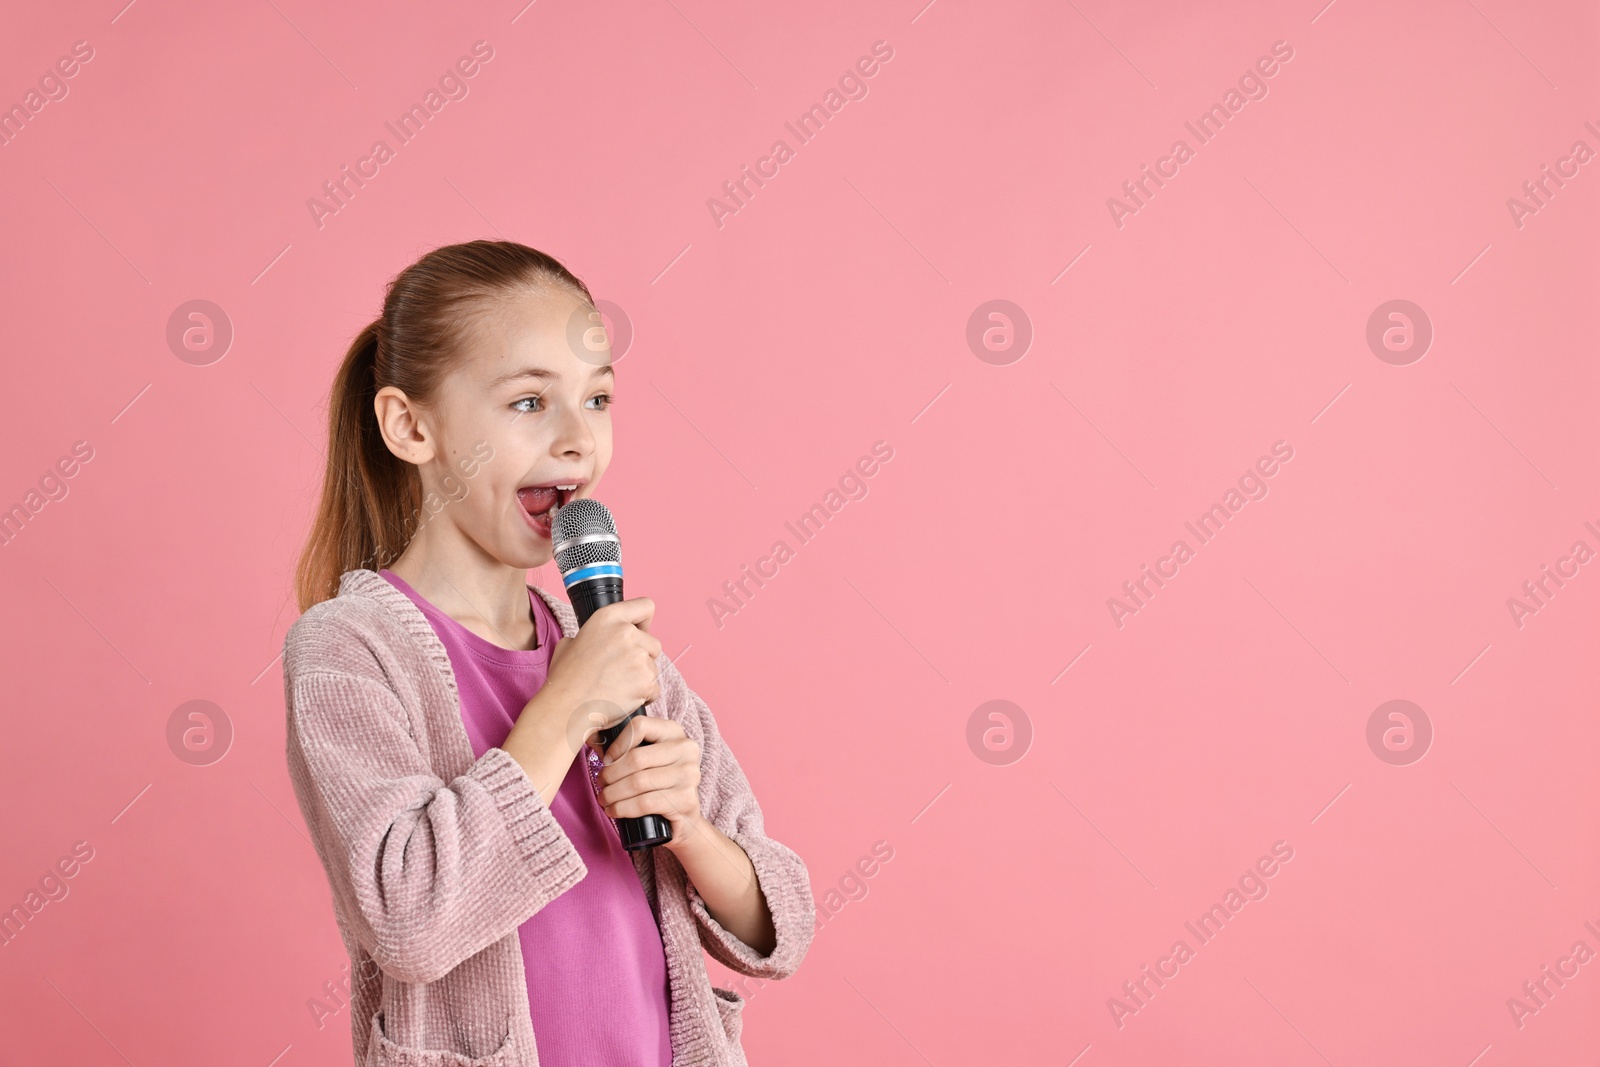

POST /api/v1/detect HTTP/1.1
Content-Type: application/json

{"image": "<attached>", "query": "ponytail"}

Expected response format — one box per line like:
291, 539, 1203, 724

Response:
292, 240, 595, 612
293, 320, 420, 611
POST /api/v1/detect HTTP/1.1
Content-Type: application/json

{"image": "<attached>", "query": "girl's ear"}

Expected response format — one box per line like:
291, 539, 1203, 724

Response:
374, 386, 435, 465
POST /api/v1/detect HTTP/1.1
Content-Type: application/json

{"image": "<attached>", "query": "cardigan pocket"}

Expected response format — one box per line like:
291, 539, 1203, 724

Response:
366, 1009, 515, 1066
710, 985, 746, 1046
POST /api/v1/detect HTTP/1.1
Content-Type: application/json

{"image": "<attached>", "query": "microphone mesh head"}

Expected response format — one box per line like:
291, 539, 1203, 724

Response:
552, 498, 621, 574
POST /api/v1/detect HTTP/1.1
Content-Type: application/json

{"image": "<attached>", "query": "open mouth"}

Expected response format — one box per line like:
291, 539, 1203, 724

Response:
516, 480, 585, 538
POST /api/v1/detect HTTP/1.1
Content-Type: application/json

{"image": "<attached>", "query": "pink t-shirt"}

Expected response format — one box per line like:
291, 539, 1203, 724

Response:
380, 569, 672, 1067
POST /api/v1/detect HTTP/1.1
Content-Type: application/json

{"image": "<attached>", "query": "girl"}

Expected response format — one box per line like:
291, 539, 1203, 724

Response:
282, 240, 813, 1067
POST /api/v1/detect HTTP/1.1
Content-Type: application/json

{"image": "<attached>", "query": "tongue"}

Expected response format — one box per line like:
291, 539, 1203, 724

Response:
518, 487, 558, 516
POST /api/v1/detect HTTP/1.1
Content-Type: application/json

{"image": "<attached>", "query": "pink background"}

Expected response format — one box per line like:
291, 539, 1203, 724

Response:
1, 1, 1596, 1063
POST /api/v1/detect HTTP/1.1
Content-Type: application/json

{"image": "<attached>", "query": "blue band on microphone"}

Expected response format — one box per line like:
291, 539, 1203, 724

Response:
560, 562, 624, 588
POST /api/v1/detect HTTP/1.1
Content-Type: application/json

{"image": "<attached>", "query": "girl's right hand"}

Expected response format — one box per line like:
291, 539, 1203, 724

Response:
540, 597, 663, 741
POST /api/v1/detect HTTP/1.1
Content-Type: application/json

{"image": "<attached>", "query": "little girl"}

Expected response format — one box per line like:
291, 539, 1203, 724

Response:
282, 240, 813, 1067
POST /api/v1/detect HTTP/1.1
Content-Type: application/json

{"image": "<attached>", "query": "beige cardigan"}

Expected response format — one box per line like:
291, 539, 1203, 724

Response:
282, 568, 814, 1066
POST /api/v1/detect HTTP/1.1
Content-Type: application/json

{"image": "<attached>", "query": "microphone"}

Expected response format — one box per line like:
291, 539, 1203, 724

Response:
550, 498, 673, 851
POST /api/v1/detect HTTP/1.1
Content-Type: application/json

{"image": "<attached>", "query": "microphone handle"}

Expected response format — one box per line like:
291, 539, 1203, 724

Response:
567, 576, 673, 851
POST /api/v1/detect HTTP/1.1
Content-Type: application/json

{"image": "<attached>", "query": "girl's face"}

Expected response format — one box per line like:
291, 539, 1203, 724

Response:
388, 286, 615, 571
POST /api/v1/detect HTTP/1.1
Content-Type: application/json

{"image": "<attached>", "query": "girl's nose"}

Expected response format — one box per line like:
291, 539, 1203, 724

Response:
549, 399, 595, 456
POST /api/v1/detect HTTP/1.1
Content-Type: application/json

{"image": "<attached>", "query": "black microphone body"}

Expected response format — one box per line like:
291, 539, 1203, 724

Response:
556, 505, 673, 851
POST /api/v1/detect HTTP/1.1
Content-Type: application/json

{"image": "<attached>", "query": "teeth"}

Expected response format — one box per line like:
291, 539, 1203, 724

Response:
556, 484, 576, 490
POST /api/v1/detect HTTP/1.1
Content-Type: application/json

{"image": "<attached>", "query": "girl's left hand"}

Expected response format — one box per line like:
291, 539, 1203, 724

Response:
592, 715, 705, 845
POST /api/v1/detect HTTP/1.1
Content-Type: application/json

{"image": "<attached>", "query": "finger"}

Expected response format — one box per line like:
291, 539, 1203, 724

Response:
598, 763, 690, 806
601, 719, 659, 764
599, 735, 695, 782
604, 787, 697, 822
603, 715, 654, 763
594, 597, 655, 629
603, 768, 699, 817
601, 714, 685, 762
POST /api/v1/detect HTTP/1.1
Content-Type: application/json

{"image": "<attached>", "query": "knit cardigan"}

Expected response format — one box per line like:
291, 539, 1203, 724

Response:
282, 568, 814, 1066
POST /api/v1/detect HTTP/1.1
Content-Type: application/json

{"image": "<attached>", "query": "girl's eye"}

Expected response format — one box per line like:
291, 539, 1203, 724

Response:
513, 394, 611, 414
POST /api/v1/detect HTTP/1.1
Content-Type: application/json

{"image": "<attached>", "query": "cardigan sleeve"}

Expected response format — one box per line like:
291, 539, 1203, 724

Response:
285, 664, 587, 985
662, 658, 815, 980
